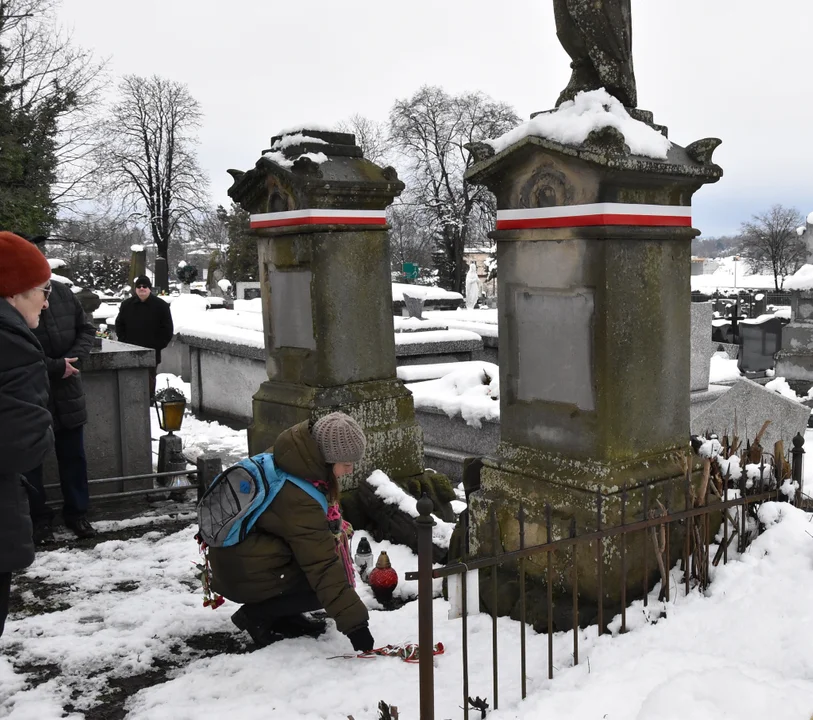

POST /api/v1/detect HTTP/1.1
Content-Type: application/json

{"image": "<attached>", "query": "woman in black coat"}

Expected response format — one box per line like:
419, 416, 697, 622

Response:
0, 231, 54, 637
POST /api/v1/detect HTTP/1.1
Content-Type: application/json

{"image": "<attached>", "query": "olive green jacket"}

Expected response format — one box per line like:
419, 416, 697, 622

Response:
208, 421, 368, 635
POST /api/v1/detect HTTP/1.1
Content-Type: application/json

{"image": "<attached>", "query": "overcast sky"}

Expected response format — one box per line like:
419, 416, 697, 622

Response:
65, 0, 812, 237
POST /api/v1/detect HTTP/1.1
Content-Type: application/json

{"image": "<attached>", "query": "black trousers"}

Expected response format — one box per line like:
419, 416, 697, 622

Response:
25, 425, 90, 523
0, 572, 11, 638
241, 581, 321, 629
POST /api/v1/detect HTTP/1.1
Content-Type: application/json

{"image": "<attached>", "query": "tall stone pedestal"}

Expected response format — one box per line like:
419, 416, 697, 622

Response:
227, 130, 424, 487
464, 119, 723, 623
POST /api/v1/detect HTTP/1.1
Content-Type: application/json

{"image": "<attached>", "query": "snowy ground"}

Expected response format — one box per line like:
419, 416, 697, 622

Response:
4, 379, 813, 718
3, 498, 813, 719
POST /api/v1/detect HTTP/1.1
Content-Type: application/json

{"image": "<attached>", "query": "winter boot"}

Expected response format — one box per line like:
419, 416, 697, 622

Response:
271, 613, 327, 639
65, 516, 97, 539
32, 519, 55, 546
231, 607, 284, 648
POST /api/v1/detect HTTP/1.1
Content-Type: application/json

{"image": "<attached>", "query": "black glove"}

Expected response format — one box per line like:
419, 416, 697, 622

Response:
347, 625, 375, 652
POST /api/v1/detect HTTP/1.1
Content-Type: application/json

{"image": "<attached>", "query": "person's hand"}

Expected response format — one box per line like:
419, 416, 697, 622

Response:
62, 357, 80, 378
347, 625, 375, 653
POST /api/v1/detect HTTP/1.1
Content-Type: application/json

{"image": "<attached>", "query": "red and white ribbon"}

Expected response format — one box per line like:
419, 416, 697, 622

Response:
250, 209, 387, 229
495, 203, 692, 230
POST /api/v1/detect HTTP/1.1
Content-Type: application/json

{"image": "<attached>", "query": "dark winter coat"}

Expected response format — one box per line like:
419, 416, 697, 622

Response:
208, 421, 369, 636
0, 298, 53, 573
31, 280, 95, 431
114, 292, 174, 364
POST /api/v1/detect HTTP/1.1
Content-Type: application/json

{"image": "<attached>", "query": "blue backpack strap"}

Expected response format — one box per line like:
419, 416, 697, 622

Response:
259, 454, 329, 514
283, 474, 329, 514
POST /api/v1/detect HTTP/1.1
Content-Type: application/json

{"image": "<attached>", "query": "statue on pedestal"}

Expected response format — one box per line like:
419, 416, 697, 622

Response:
553, 0, 637, 108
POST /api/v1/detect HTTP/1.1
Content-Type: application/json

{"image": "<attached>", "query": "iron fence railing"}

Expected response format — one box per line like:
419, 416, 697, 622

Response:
42, 456, 223, 506
408, 435, 806, 719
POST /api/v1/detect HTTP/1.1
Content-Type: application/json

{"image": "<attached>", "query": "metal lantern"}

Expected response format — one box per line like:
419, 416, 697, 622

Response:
154, 388, 187, 434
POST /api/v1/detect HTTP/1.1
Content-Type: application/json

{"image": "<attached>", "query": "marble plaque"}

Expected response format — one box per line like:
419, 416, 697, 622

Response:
516, 288, 595, 411
268, 268, 315, 350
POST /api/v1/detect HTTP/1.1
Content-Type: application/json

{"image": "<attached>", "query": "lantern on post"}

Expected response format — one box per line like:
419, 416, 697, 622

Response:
154, 384, 189, 496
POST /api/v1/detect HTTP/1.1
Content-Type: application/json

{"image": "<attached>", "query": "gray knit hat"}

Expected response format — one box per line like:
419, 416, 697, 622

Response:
312, 412, 367, 463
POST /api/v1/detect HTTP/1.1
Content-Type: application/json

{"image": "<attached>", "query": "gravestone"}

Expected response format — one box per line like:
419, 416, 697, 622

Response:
227, 129, 424, 487
775, 289, 813, 395
690, 302, 714, 392
712, 319, 732, 344
402, 294, 425, 319
462, 5, 723, 615
738, 316, 783, 375
236, 281, 262, 301
127, 247, 146, 288
692, 377, 808, 451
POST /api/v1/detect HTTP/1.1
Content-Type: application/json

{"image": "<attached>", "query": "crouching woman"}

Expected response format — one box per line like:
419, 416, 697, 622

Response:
208, 412, 375, 652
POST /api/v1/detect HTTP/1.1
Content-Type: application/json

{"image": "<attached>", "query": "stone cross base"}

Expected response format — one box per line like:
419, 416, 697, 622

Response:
248, 378, 425, 489
468, 443, 704, 627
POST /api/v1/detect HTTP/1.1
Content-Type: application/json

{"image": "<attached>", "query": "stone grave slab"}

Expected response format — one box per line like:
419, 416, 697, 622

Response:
691, 376, 808, 450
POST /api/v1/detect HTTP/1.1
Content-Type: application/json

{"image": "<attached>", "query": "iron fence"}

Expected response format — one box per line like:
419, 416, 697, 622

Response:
408, 435, 806, 719
42, 456, 223, 506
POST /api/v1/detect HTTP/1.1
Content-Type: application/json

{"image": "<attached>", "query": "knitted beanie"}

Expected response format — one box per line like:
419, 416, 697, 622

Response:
0, 232, 52, 297
312, 412, 367, 464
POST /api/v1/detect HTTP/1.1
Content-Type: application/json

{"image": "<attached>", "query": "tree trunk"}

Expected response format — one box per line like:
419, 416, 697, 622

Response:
453, 231, 465, 295
154, 255, 169, 294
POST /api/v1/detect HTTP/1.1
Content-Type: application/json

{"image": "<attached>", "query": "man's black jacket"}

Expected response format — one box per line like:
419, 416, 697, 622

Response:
115, 292, 174, 363
31, 280, 95, 431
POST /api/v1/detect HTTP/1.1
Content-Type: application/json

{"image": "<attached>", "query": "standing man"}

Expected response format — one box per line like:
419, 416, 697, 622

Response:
24, 240, 98, 543
0, 231, 53, 637
115, 276, 174, 398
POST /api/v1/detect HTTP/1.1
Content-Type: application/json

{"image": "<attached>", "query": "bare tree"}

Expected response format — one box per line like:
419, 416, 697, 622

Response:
336, 113, 390, 165
389, 86, 518, 293
387, 201, 434, 271
98, 75, 210, 291
0, 0, 106, 210
739, 204, 806, 291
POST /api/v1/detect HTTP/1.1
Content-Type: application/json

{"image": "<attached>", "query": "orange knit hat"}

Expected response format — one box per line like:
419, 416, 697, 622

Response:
0, 231, 52, 297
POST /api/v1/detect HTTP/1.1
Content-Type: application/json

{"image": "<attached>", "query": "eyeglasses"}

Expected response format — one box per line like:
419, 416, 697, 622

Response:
135, 284, 150, 290
34, 284, 52, 299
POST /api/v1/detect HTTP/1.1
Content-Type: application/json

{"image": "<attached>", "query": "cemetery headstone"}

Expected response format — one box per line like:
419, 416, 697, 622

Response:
776, 289, 813, 395
738, 316, 783, 375
227, 129, 424, 487
402, 293, 425, 319
127, 246, 146, 289
690, 303, 714, 392
463, 0, 723, 614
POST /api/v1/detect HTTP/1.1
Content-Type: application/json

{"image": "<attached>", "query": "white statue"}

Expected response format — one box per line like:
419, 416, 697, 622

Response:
465, 262, 480, 310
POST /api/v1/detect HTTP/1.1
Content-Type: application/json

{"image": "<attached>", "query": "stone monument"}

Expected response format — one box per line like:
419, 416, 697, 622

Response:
463, 2, 723, 625
226, 130, 425, 487
128, 246, 147, 289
